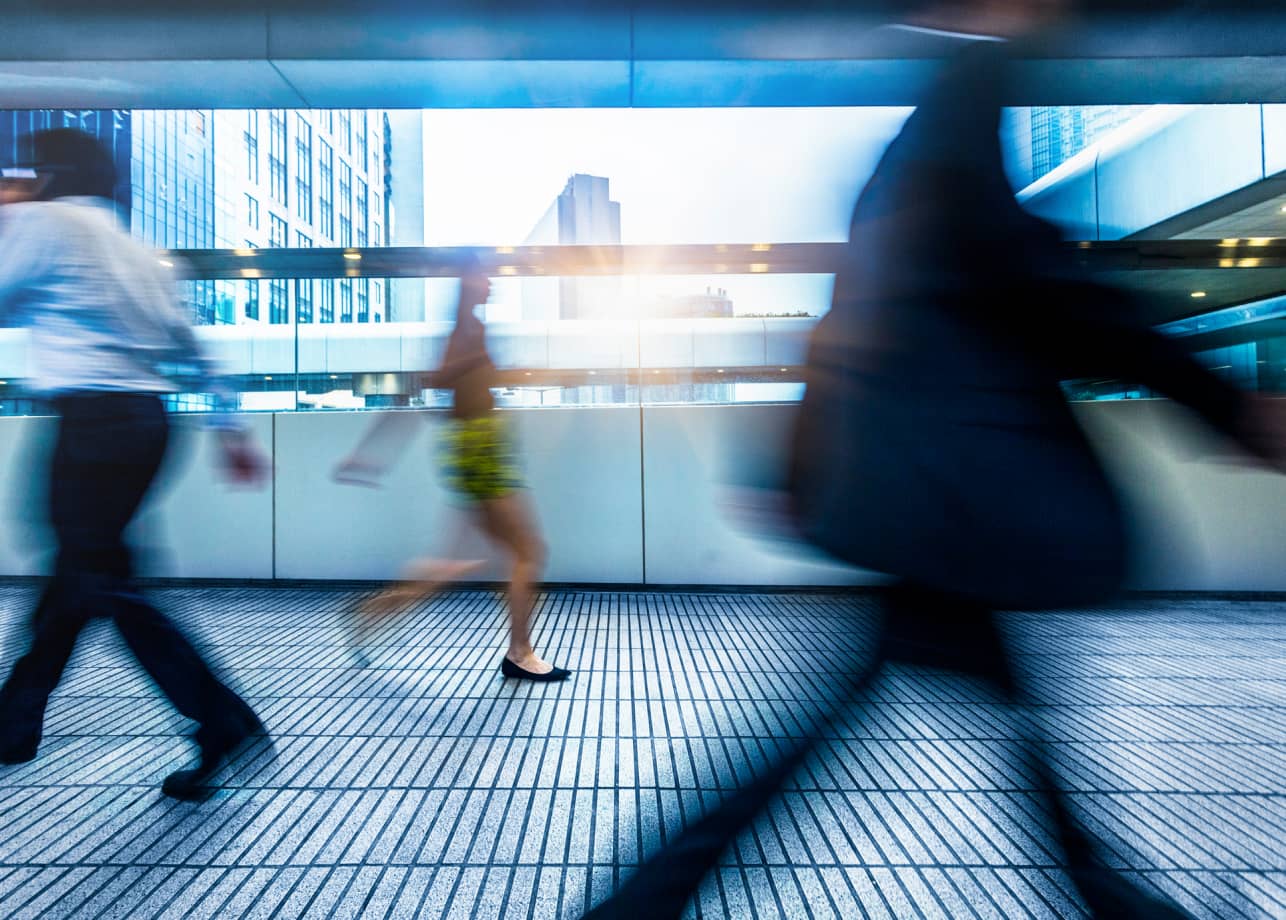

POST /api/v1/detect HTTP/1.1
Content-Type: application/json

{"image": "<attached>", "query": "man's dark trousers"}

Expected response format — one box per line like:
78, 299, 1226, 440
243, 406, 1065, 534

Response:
0, 392, 253, 761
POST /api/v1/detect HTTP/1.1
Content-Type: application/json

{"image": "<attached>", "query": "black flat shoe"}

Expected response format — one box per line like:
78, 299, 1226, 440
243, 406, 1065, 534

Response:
500, 657, 571, 682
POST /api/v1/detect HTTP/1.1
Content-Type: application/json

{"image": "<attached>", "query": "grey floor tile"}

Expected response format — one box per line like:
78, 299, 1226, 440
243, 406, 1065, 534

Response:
0, 586, 1282, 918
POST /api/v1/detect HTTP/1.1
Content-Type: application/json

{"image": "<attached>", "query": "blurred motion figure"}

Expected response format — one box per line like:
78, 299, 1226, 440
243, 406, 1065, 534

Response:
585, 2, 1286, 918
337, 268, 569, 681
0, 129, 271, 801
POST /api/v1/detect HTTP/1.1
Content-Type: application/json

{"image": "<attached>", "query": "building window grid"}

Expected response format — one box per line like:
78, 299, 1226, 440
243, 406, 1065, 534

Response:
268, 110, 287, 207
338, 160, 353, 247
357, 278, 369, 323
319, 281, 335, 323
318, 140, 334, 239
269, 278, 289, 324
340, 279, 353, 323
339, 109, 352, 155
269, 214, 287, 248
244, 110, 259, 184
295, 279, 313, 324
245, 193, 259, 230
356, 179, 368, 247
245, 279, 260, 321
294, 115, 312, 223
357, 111, 369, 173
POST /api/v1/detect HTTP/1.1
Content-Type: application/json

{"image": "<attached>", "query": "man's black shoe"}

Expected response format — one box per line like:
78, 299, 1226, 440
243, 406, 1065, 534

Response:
162, 713, 268, 802
0, 740, 38, 765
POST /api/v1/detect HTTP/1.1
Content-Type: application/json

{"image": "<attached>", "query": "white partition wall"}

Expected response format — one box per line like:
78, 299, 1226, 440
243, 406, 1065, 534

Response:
272, 407, 645, 583
0, 414, 275, 579
1074, 400, 1286, 592
641, 404, 878, 586
7, 402, 1286, 589
0, 417, 56, 577
133, 414, 276, 578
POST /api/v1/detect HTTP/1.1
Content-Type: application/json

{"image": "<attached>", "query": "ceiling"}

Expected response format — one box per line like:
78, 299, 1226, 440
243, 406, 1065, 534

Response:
1, 1, 1285, 108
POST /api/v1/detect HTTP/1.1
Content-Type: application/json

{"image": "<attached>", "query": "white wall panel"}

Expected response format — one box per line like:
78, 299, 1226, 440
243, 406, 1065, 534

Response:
6, 402, 1286, 591
691, 319, 765, 368
273, 408, 643, 582
325, 327, 404, 374
0, 417, 56, 576
0, 414, 274, 579
762, 317, 815, 368
1075, 399, 1286, 592
131, 414, 276, 578
1264, 104, 1286, 178
641, 404, 879, 586
639, 320, 695, 369
1097, 105, 1264, 239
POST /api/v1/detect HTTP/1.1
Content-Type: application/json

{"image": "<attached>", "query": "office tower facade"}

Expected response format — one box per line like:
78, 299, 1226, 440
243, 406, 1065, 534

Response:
523, 174, 622, 321
1, 109, 221, 322
4, 107, 394, 327
385, 110, 427, 323
212, 109, 390, 326
1022, 105, 1146, 184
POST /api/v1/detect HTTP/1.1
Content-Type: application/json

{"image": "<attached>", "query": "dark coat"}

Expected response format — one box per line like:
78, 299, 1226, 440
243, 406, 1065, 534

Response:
789, 43, 1247, 609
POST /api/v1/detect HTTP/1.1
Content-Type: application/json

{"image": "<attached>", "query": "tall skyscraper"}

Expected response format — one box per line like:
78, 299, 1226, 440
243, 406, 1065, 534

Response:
523, 174, 622, 321
2, 109, 222, 321
1, 109, 133, 216
4, 106, 395, 327
385, 110, 426, 323
1017, 105, 1146, 185
212, 108, 390, 326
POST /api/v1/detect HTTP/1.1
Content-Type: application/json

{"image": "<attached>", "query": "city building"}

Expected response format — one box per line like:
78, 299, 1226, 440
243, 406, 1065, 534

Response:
647, 286, 734, 319
384, 110, 427, 323
2, 109, 222, 322
523, 173, 622, 321
1017, 104, 1146, 185
211, 108, 390, 327
4, 107, 394, 327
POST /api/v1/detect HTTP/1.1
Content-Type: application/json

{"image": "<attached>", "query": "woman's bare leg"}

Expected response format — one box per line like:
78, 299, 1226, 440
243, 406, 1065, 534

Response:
474, 491, 552, 672
350, 512, 482, 650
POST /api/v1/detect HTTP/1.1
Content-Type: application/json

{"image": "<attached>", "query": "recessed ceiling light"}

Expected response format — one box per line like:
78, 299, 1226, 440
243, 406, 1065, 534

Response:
1190, 291, 1207, 298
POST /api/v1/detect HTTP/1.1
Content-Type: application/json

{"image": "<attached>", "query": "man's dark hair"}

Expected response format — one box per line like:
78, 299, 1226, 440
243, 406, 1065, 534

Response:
28, 128, 118, 201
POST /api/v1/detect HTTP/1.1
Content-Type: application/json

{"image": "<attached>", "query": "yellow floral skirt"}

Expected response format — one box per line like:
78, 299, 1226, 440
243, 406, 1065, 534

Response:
439, 414, 525, 502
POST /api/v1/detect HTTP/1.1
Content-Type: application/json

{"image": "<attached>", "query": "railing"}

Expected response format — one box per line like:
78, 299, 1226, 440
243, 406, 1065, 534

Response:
2, 240, 1283, 413
163, 239, 1286, 279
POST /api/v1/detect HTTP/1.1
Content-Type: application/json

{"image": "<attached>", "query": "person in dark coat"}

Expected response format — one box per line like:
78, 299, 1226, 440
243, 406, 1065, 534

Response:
582, 7, 1286, 920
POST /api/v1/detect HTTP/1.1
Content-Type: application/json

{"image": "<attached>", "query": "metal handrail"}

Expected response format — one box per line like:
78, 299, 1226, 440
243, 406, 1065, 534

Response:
163, 239, 1286, 280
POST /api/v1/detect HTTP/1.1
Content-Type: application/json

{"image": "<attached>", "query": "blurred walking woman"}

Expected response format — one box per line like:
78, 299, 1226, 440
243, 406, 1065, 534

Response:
343, 269, 569, 682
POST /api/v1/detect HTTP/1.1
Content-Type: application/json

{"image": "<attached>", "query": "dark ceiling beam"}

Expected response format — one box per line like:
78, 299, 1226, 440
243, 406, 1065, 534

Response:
165, 240, 1286, 280
1, 1, 1285, 107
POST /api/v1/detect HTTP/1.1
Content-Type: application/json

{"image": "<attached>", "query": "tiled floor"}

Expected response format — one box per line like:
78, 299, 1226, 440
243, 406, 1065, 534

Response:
0, 584, 1283, 919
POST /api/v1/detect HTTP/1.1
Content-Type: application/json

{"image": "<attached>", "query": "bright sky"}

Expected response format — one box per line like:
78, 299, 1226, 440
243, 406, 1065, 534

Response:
419, 107, 913, 320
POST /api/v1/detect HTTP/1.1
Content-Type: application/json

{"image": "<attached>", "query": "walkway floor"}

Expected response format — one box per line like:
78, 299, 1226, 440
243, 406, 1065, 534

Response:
0, 585, 1283, 919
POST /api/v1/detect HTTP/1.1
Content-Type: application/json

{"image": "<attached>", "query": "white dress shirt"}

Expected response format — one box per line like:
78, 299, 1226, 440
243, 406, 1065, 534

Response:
0, 196, 238, 423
